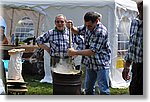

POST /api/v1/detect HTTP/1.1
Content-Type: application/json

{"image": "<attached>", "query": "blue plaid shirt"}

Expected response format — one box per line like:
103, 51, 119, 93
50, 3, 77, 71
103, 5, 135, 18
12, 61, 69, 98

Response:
73, 34, 84, 50
36, 28, 73, 57
78, 23, 111, 70
124, 18, 143, 63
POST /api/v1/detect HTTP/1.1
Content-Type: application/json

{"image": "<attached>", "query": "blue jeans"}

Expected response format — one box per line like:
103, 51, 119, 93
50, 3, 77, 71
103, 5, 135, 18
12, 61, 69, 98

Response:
84, 68, 110, 95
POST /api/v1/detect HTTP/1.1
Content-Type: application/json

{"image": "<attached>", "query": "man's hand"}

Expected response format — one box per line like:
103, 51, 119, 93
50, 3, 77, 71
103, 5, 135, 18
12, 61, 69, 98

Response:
66, 20, 78, 34
68, 48, 77, 56
122, 68, 130, 81
66, 20, 73, 29
122, 62, 131, 81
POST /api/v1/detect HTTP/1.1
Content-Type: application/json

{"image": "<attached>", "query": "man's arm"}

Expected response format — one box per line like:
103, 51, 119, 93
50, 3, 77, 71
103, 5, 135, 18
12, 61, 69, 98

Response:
68, 48, 95, 56
71, 26, 78, 35
38, 44, 50, 55
3, 36, 8, 44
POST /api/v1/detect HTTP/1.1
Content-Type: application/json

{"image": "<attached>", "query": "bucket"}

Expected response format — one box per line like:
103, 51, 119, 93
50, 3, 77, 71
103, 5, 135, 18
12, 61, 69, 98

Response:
2, 60, 9, 71
53, 71, 82, 95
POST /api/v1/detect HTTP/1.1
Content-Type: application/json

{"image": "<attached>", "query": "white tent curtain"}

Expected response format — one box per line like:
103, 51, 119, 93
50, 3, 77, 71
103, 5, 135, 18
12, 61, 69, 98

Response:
1, 8, 13, 42
0, 7, 45, 43
109, 3, 138, 88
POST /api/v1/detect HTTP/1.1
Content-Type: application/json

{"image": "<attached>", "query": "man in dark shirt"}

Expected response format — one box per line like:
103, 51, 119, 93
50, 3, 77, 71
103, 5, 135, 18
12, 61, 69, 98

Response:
122, 1, 143, 95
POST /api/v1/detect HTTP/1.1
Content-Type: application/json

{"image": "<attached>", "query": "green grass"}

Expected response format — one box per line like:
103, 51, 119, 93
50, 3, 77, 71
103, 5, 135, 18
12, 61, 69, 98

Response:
23, 74, 129, 95
27, 82, 53, 95
110, 88, 129, 95
24, 75, 53, 95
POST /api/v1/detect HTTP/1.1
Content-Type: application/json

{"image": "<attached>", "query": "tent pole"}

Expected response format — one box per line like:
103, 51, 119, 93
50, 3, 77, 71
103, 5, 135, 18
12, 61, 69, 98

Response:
10, 8, 14, 37
36, 13, 40, 37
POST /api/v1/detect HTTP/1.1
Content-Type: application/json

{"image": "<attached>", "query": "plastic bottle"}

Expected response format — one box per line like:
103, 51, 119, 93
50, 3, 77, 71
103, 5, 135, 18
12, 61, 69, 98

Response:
15, 35, 19, 46
11, 33, 15, 45
33, 36, 36, 45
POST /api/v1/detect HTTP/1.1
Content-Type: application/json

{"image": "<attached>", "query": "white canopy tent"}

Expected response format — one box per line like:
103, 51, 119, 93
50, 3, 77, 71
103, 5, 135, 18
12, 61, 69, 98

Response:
0, 1, 46, 43
0, 0, 138, 88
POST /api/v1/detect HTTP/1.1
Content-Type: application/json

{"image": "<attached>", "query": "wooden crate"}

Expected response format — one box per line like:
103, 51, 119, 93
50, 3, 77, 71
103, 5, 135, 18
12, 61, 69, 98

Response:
7, 79, 28, 95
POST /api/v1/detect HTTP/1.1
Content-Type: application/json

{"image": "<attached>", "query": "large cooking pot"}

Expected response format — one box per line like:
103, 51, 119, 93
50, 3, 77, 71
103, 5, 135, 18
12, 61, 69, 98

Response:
52, 70, 82, 95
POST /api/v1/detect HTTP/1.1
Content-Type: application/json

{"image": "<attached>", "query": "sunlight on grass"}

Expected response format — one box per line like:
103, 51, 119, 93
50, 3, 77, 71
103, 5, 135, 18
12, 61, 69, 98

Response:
24, 74, 53, 95
27, 82, 53, 95
110, 88, 129, 95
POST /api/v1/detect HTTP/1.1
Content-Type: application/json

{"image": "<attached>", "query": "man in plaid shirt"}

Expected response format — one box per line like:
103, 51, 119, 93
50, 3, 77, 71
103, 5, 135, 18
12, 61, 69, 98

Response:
36, 14, 73, 68
122, 1, 143, 95
67, 12, 111, 95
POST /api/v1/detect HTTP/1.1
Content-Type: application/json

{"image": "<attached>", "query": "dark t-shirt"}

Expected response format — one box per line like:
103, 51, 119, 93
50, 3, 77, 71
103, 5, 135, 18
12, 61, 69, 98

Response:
1, 34, 10, 60
0, 34, 5, 41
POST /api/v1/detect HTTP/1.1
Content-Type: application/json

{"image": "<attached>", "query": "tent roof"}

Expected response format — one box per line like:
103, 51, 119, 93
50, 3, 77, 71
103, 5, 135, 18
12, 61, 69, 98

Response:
0, 0, 138, 15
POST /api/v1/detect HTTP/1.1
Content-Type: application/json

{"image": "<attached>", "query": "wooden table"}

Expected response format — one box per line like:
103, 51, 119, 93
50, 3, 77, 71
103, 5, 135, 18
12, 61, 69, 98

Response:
1, 44, 39, 59
1, 44, 39, 52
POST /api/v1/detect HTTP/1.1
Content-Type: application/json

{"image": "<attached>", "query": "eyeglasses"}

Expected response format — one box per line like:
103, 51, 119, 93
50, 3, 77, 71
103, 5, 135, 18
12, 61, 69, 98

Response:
55, 20, 65, 24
